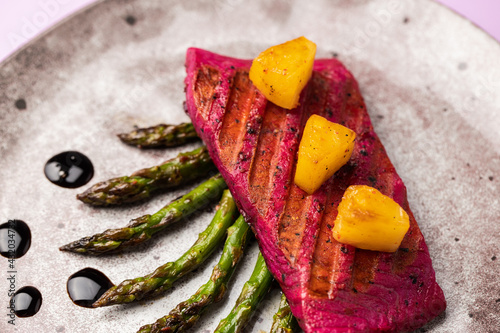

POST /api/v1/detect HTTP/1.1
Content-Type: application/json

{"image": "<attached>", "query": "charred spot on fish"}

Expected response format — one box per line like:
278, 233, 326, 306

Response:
368, 176, 377, 185
288, 127, 297, 132
399, 248, 409, 252
235, 119, 240, 123
405, 299, 409, 306
327, 224, 333, 230
489, 176, 494, 181
360, 150, 368, 156
352, 288, 358, 294
492, 256, 497, 261
468, 313, 474, 318
326, 107, 333, 117
316, 204, 324, 213
230, 65, 235, 69
410, 275, 418, 284
340, 246, 348, 254
238, 152, 249, 162
454, 238, 459, 242
246, 124, 256, 135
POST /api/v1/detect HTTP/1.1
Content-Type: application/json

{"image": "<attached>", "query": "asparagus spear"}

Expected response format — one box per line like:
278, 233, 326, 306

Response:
118, 123, 199, 148
138, 215, 250, 333
270, 293, 299, 333
60, 174, 226, 255
214, 252, 274, 333
93, 189, 238, 307
77, 146, 214, 206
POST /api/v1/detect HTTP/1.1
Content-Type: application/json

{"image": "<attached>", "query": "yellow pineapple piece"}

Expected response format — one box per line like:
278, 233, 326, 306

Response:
249, 36, 316, 109
294, 115, 356, 194
332, 185, 410, 252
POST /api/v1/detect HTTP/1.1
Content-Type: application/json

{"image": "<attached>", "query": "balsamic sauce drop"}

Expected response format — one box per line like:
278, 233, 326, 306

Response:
44, 151, 94, 188
10, 286, 42, 317
0, 220, 31, 259
67, 268, 114, 308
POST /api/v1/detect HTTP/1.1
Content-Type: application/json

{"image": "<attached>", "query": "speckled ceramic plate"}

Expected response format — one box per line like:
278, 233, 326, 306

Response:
1, 0, 499, 332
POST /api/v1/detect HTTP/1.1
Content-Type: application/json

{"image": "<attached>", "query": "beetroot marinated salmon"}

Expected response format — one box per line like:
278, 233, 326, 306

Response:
184, 48, 446, 332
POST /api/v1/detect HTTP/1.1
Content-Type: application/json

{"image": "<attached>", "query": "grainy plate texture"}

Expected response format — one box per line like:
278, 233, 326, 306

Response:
0, 0, 499, 332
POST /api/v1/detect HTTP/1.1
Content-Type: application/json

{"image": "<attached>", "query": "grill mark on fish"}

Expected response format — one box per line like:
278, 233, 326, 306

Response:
193, 65, 220, 122
351, 250, 381, 294
308, 183, 347, 297
307, 70, 368, 298
248, 102, 288, 216
278, 184, 312, 264
274, 78, 318, 264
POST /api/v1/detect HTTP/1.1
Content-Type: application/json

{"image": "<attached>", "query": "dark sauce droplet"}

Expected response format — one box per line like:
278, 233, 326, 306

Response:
10, 286, 42, 317
67, 268, 114, 308
44, 151, 94, 188
15, 98, 27, 110
0, 220, 31, 259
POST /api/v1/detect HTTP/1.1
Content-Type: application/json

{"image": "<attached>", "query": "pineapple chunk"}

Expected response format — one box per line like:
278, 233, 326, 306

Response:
332, 185, 410, 252
294, 115, 356, 194
249, 36, 316, 109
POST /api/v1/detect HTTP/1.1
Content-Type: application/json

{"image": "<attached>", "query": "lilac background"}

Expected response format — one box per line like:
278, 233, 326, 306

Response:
0, 0, 499, 62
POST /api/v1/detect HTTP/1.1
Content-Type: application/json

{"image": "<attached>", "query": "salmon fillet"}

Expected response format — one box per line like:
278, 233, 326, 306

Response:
184, 48, 446, 332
